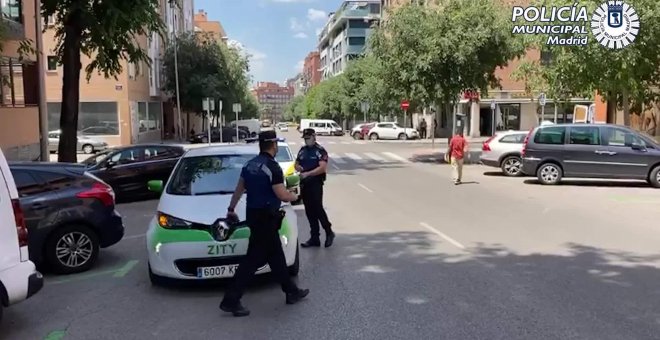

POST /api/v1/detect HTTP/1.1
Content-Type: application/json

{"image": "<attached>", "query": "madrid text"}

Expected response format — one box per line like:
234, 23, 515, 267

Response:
511, 5, 590, 46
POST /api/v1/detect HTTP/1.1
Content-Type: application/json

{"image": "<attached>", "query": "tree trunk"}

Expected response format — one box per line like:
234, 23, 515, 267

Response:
622, 89, 630, 126
57, 19, 83, 163
606, 91, 617, 124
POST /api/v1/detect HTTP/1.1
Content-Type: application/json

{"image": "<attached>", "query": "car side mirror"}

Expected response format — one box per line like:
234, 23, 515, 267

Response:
631, 143, 647, 151
147, 180, 164, 194
286, 174, 300, 189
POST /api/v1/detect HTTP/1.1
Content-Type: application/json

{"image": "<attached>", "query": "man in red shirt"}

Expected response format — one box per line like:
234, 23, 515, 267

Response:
448, 130, 468, 185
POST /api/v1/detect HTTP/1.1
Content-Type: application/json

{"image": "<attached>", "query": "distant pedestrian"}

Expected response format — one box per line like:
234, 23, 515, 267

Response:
448, 129, 468, 185
419, 118, 427, 139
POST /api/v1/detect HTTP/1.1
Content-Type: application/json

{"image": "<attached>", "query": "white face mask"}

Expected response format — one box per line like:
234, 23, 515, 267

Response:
304, 138, 315, 146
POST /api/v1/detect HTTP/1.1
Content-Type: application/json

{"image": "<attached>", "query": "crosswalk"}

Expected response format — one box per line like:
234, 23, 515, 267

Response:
328, 151, 411, 166
287, 140, 366, 146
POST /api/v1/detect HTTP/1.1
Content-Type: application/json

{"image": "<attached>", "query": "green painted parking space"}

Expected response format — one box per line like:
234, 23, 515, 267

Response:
49, 260, 139, 285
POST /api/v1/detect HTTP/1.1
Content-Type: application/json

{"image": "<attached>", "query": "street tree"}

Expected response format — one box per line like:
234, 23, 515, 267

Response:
515, 0, 660, 135
42, 0, 168, 162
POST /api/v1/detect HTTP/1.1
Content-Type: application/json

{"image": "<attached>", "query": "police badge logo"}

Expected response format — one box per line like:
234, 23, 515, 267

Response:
591, 1, 640, 49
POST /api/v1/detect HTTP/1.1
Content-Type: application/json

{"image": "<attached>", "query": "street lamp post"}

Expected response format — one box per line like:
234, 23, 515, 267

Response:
360, 101, 370, 123
171, 1, 183, 142
490, 102, 496, 136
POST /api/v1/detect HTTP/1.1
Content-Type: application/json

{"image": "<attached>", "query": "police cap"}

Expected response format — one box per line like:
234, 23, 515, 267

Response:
302, 128, 316, 138
258, 130, 278, 142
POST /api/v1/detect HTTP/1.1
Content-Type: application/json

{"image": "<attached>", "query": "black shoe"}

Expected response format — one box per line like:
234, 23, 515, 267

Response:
220, 301, 250, 317
286, 288, 310, 305
325, 232, 335, 248
301, 239, 321, 248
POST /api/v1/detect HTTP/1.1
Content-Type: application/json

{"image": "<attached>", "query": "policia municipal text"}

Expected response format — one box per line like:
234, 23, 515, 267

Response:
220, 130, 309, 317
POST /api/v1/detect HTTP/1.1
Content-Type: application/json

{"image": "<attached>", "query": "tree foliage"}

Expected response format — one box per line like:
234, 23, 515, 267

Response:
43, 0, 168, 162
162, 32, 259, 122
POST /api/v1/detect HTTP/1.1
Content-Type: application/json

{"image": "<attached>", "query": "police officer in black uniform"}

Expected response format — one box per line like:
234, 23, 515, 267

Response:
296, 128, 335, 248
220, 130, 309, 317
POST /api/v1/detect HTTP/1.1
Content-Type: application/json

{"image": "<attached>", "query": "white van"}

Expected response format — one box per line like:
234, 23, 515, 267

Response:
299, 119, 344, 136
230, 119, 261, 138
0, 148, 43, 322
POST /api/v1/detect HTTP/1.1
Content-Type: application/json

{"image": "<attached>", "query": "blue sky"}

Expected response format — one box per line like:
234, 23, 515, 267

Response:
195, 0, 339, 84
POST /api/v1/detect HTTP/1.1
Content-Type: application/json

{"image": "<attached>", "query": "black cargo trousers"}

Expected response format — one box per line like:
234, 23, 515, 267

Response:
301, 178, 331, 240
223, 208, 298, 304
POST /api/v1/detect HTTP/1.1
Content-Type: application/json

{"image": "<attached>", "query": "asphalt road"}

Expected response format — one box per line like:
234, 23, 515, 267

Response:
4, 132, 660, 339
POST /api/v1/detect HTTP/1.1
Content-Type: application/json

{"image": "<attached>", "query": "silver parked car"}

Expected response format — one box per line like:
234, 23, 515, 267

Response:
479, 130, 529, 176
48, 130, 108, 154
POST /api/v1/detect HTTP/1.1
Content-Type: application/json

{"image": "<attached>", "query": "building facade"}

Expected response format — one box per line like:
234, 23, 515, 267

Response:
251, 82, 294, 123
319, 0, 381, 80
40, 0, 194, 147
194, 9, 228, 44
303, 51, 321, 91
0, 0, 41, 160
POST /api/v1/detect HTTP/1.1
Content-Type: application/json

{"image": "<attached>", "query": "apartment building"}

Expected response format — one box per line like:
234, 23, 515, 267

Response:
0, 0, 41, 160
302, 51, 321, 92
194, 9, 228, 44
251, 82, 294, 123
318, 0, 381, 80
381, 0, 591, 137
40, 0, 193, 147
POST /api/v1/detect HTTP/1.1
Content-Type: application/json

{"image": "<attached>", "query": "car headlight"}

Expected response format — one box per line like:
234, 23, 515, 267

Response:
157, 212, 193, 229
284, 164, 296, 177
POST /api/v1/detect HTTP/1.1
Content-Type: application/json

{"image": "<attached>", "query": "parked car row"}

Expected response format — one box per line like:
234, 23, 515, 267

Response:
479, 123, 660, 188
48, 130, 108, 154
351, 122, 419, 140
189, 127, 249, 144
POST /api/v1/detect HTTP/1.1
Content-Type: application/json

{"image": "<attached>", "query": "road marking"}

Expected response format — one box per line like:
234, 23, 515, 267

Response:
419, 222, 466, 250
358, 183, 373, 193
329, 153, 347, 164
287, 142, 297, 145
113, 260, 139, 277
345, 153, 366, 162
123, 233, 146, 240
327, 141, 337, 144
331, 163, 340, 170
383, 152, 410, 163
44, 331, 66, 340
364, 152, 386, 162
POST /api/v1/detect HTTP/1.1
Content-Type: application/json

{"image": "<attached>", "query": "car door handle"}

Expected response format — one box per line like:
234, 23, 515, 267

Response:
595, 150, 616, 155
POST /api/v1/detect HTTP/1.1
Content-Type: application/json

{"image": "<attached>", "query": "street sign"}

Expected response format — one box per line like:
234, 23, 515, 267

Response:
490, 102, 496, 110
210, 99, 215, 111
232, 103, 242, 112
400, 100, 409, 111
202, 98, 209, 111
360, 102, 370, 112
539, 92, 546, 106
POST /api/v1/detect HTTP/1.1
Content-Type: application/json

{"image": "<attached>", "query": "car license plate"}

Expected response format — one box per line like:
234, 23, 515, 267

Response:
197, 265, 239, 278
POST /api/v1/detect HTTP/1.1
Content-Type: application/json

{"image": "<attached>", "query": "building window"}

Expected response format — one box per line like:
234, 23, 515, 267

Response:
137, 101, 162, 132
348, 37, 366, 46
0, 58, 38, 107
540, 50, 553, 66
47, 102, 119, 135
1, 0, 22, 23
47, 56, 58, 71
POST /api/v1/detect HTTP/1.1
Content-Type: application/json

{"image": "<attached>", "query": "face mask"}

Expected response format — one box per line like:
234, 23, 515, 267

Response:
304, 138, 315, 146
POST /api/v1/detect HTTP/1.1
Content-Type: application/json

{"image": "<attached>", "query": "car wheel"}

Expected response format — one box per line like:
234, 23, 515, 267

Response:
398, 133, 407, 140
148, 264, 168, 286
250, 132, 257, 138
352, 132, 361, 140
369, 133, 379, 140
536, 163, 562, 185
648, 165, 660, 188
45, 224, 100, 274
82, 144, 94, 154
501, 156, 523, 177
288, 244, 300, 276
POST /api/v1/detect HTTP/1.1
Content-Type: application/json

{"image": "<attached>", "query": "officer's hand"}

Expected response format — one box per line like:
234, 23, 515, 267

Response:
226, 211, 239, 223
295, 164, 304, 172
300, 172, 308, 179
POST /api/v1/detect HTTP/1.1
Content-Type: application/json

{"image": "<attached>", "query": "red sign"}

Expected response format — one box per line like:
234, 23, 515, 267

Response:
463, 90, 480, 101
400, 100, 410, 110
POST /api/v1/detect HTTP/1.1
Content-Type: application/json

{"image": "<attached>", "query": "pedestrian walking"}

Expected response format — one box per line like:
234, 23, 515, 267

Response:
419, 118, 428, 139
220, 130, 309, 317
448, 129, 468, 185
295, 128, 335, 248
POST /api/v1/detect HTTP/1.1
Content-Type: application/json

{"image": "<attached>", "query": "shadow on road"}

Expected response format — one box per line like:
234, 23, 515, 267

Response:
523, 179, 652, 188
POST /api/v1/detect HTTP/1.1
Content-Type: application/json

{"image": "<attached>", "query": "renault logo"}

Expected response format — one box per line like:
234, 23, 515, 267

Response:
215, 221, 231, 241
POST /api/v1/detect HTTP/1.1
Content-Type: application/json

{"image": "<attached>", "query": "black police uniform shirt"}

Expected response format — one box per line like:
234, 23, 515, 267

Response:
241, 152, 284, 211
296, 143, 328, 182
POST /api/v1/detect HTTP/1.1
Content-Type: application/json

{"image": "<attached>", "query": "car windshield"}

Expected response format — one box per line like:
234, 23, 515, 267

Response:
276, 145, 293, 162
166, 154, 255, 196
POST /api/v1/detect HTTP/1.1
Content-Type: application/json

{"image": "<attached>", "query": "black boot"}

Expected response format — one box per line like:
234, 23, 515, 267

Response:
220, 300, 250, 317
286, 288, 310, 305
301, 238, 321, 248
325, 232, 335, 248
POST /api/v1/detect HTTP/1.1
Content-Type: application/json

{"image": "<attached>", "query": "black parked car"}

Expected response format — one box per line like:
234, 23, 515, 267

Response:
521, 123, 660, 187
9, 162, 124, 274
80, 144, 185, 201
189, 127, 249, 143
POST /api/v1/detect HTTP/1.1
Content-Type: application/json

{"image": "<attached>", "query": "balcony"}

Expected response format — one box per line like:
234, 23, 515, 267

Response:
346, 44, 365, 55
1, 0, 24, 39
346, 28, 367, 37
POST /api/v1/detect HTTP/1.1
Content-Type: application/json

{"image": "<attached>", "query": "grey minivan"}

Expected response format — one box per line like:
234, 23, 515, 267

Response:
521, 123, 660, 187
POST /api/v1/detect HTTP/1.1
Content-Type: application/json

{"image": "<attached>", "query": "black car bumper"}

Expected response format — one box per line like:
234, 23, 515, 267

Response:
99, 210, 125, 248
521, 158, 541, 176
26, 272, 44, 299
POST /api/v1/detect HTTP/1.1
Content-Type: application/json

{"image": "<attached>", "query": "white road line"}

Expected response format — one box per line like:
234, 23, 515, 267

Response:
364, 152, 386, 162
341, 141, 351, 145
327, 141, 337, 145
358, 183, 373, 193
329, 153, 347, 164
419, 222, 466, 250
383, 152, 410, 163
345, 153, 366, 162
331, 163, 340, 170
288, 142, 297, 145
123, 233, 146, 240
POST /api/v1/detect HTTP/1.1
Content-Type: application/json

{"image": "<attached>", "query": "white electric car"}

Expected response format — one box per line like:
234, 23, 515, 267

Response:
145, 144, 300, 284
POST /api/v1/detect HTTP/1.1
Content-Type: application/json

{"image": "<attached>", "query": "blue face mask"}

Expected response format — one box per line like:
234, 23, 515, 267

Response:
304, 137, 315, 146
